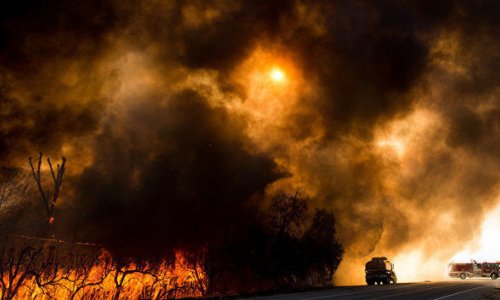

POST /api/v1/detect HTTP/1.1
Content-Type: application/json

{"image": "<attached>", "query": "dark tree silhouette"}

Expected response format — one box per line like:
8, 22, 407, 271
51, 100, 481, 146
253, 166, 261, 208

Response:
28, 153, 66, 234
269, 191, 308, 236
267, 191, 344, 288
0, 245, 41, 300
304, 209, 344, 285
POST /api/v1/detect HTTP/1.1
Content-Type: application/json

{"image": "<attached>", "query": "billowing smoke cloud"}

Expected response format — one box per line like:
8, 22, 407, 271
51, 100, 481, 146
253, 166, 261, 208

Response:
1, 0, 499, 284
77, 89, 282, 255
0, 0, 119, 167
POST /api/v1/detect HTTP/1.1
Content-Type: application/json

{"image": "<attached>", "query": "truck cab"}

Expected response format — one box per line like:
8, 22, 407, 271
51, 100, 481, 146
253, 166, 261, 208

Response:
481, 263, 499, 280
365, 257, 398, 285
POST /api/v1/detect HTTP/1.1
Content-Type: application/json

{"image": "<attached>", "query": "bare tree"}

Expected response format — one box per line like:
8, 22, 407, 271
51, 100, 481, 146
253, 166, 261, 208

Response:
62, 255, 112, 300
109, 260, 156, 300
0, 246, 42, 300
269, 191, 308, 236
135, 257, 205, 299
30, 258, 65, 299
28, 153, 66, 232
0, 246, 207, 299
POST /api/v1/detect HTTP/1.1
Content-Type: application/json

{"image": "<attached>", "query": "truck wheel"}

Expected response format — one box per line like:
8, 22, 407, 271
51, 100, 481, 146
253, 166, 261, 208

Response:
459, 273, 466, 280
491, 273, 498, 280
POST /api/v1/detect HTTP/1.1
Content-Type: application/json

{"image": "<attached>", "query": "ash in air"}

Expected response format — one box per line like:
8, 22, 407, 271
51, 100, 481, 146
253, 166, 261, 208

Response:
0, 0, 499, 287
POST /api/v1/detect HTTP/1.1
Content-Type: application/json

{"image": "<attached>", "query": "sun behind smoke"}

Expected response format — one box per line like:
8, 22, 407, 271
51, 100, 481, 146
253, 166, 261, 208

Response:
270, 67, 285, 83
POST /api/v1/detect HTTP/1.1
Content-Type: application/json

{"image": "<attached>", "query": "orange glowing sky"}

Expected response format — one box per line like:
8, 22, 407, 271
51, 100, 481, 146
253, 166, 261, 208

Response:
1, 0, 499, 288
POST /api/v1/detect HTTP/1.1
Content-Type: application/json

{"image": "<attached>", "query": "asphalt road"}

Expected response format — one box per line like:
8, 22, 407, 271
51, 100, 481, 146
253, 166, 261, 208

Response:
248, 280, 500, 300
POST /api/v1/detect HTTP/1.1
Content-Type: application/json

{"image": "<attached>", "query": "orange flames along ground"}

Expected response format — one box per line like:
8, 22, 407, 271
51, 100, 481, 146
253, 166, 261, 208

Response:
1, 249, 206, 299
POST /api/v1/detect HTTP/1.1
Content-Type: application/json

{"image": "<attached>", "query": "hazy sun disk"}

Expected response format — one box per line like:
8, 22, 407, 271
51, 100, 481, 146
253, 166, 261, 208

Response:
231, 47, 308, 152
270, 67, 285, 82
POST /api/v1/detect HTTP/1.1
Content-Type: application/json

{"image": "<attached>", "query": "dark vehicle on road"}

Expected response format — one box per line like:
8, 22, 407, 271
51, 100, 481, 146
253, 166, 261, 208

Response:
365, 257, 397, 285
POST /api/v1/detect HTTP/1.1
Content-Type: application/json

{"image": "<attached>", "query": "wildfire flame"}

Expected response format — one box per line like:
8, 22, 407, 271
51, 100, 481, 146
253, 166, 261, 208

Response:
2, 249, 206, 299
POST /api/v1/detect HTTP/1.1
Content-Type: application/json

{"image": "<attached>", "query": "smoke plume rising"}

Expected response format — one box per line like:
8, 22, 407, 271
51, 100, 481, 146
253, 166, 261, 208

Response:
1, 0, 499, 284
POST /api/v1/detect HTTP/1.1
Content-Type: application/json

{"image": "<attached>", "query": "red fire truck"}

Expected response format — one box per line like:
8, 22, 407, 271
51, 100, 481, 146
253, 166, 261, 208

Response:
448, 260, 500, 280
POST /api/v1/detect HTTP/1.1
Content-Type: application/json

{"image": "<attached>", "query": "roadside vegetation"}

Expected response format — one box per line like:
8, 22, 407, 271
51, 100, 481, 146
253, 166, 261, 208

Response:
0, 157, 343, 298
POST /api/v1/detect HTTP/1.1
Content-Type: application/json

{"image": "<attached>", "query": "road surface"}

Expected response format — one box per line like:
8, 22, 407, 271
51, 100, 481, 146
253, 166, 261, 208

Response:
248, 280, 500, 300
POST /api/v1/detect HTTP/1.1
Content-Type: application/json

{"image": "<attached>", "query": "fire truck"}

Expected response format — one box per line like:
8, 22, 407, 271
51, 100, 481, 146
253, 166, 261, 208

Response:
448, 260, 500, 280
365, 257, 398, 285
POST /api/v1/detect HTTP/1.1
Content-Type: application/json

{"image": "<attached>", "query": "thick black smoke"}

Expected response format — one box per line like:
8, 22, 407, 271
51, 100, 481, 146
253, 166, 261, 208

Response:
1, 0, 499, 282
0, 0, 118, 164
76, 89, 282, 255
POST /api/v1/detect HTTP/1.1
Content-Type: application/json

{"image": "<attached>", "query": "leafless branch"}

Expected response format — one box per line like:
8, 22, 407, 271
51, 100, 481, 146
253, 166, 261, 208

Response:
28, 153, 66, 229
